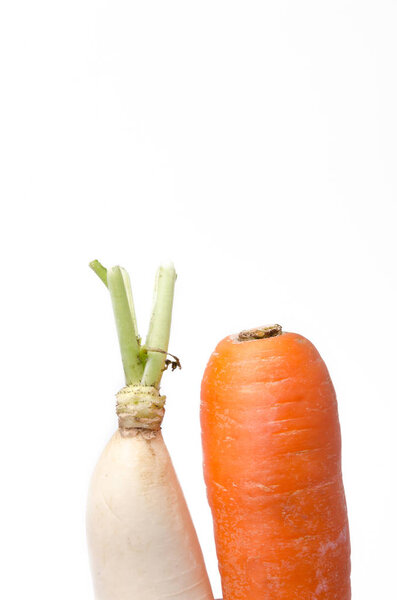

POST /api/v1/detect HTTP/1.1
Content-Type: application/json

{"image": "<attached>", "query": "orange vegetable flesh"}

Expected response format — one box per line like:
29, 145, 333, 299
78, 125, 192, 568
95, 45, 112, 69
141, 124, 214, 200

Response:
201, 331, 351, 600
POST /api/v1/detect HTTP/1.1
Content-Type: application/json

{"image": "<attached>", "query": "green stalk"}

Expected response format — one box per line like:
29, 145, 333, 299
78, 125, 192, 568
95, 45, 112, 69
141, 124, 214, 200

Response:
141, 263, 177, 388
107, 266, 143, 385
89, 260, 108, 287
90, 259, 177, 390
118, 267, 139, 336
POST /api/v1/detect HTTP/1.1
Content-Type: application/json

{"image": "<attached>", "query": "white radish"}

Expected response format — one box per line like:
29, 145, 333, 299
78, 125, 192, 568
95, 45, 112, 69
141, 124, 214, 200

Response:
86, 261, 213, 600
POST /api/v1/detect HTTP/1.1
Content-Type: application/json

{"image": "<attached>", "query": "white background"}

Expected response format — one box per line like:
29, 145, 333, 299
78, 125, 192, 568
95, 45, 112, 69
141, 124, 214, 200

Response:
1, 1, 396, 598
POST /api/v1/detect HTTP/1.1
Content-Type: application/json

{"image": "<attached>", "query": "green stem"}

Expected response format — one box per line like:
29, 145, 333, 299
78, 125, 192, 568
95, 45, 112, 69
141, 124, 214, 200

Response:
90, 260, 177, 390
107, 266, 143, 385
89, 260, 108, 287
118, 266, 139, 336
141, 263, 177, 388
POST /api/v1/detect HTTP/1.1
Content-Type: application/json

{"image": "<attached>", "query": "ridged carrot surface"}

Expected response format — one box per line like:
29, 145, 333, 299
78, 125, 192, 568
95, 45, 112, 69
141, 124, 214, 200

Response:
201, 329, 350, 600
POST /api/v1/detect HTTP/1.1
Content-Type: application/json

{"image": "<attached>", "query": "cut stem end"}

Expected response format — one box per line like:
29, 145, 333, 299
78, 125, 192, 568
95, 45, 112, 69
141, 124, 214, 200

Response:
238, 324, 282, 341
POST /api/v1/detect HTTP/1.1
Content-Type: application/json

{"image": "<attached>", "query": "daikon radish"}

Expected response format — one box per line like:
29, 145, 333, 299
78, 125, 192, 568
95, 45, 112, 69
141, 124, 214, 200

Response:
86, 260, 213, 600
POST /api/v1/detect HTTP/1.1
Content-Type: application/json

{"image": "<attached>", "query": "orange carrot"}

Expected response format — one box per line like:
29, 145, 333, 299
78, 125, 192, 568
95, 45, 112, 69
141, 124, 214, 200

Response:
201, 325, 351, 600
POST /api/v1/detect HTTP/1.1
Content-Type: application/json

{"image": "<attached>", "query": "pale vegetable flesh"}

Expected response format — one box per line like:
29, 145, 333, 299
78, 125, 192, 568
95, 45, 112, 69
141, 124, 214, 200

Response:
87, 430, 213, 600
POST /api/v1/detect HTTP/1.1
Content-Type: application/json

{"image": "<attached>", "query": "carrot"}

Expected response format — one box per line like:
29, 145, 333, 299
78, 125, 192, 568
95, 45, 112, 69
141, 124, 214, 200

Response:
201, 325, 351, 599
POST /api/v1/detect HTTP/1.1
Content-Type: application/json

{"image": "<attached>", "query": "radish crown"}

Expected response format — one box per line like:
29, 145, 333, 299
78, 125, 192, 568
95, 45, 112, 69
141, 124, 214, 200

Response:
89, 260, 177, 389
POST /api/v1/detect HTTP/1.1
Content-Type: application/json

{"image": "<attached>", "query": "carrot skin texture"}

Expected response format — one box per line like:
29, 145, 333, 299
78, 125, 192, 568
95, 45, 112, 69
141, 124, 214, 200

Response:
200, 332, 351, 600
